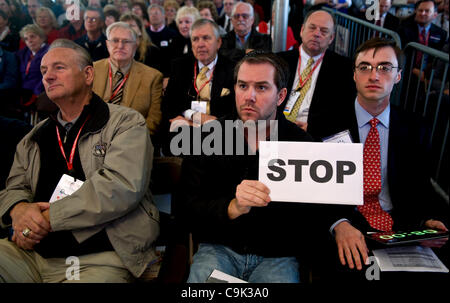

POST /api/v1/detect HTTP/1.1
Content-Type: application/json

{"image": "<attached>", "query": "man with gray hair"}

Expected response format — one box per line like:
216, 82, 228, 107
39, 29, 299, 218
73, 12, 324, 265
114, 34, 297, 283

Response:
93, 22, 163, 138
162, 18, 235, 152
75, 7, 109, 61
219, 1, 272, 63
0, 39, 159, 282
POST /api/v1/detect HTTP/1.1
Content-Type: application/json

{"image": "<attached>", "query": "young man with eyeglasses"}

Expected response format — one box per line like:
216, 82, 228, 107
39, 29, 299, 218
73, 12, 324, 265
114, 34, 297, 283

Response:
92, 22, 163, 138
323, 38, 448, 280
219, 1, 271, 63
75, 7, 109, 61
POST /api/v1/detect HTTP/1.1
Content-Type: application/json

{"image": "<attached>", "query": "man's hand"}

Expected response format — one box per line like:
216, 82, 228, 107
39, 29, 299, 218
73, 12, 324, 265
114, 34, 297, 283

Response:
228, 180, 271, 220
169, 116, 193, 127
294, 121, 308, 131
334, 221, 369, 270
10, 202, 51, 250
421, 219, 449, 248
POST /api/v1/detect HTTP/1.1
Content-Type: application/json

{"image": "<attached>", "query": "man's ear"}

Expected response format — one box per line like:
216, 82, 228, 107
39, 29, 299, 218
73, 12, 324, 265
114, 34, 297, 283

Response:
394, 69, 402, 84
85, 65, 95, 85
277, 88, 287, 106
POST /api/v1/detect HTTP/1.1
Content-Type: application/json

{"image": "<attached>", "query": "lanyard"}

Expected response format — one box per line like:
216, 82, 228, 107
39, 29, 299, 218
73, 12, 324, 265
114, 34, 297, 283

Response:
193, 63, 215, 99
108, 62, 130, 102
55, 116, 90, 172
296, 45, 325, 89
25, 53, 34, 75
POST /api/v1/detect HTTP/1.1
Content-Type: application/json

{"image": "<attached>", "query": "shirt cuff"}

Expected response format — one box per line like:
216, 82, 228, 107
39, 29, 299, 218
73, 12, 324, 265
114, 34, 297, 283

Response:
329, 218, 350, 236
183, 109, 196, 121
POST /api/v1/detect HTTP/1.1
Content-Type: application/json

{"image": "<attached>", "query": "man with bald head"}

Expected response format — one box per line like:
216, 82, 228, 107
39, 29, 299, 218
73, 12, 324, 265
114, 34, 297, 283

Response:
277, 9, 356, 140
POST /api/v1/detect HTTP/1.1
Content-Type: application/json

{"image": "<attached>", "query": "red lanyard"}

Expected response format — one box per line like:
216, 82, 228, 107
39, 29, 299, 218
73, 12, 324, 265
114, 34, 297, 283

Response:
193, 63, 215, 98
25, 53, 34, 75
108, 62, 130, 102
55, 116, 90, 172
297, 45, 325, 89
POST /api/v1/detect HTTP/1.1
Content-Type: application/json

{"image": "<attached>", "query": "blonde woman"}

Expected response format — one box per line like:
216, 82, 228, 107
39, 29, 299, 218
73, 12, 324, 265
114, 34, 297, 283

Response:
35, 6, 59, 45
170, 5, 200, 59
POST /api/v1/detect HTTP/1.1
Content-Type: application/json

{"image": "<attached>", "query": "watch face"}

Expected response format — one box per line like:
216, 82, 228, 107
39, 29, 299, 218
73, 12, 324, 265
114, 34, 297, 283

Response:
367, 229, 449, 246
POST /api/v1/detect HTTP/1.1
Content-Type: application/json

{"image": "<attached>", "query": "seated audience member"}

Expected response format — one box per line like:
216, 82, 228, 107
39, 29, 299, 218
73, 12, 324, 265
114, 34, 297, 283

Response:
220, 1, 271, 63
372, 0, 400, 31
213, 0, 224, 18
131, 1, 150, 27
0, 9, 20, 52
398, 0, 447, 52
17, 24, 48, 108
120, 12, 164, 73
88, 0, 102, 9
0, 39, 159, 282
432, 0, 449, 36
0, 0, 29, 34
257, 0, 298, 51
169, 5, 200, 60
180, 51, 318, 283
57, 6, 86, 41
164, 0, 180, 31
197, 0, 226, 35
75, 7, 109, 61
162, 18, 235, 137
217, 0, 234, 32
104, 4, 121, 28
0, 45, 19, 118
147, 3, 177, 71
118, 0, 132, 15
92, 22, 163, 137
26, 0, 41, 24
326, 38, 448, 276
277, 9, 355, 139
35, 7, 59, 45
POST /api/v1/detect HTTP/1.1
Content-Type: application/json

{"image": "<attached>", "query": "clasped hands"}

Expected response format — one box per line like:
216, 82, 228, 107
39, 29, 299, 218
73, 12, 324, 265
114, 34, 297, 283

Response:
10, 202, 52, 250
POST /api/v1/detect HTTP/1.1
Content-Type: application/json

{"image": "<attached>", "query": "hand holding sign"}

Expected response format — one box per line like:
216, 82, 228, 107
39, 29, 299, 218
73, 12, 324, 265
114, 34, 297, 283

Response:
228, 180, 271, 220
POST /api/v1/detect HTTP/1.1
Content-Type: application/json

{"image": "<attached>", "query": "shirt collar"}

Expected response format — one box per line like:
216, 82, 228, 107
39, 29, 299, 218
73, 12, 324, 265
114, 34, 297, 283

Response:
57, 110, 80, 128
418, 23, 432, 34
235, 30, 251, 43
110, 59, 133, 75
198, 55, 218, 71
150, 24, 165, 32
300, 45, 324, 63
355, 98, 390, 129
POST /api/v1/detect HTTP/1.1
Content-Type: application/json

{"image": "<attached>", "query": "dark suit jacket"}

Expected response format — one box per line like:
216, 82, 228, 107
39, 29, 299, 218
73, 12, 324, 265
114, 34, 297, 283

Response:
381, 13, 400, 32
219, 29, 272, 63
327, 105, 449, 232
398, 17, 447, 51
163, 53, 236, 121
276, 49, 356, 140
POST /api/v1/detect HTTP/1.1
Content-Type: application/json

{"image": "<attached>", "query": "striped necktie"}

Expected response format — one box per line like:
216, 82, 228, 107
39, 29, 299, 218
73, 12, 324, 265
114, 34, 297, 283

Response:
109, 70, 124, 105
286, 58, 314, 122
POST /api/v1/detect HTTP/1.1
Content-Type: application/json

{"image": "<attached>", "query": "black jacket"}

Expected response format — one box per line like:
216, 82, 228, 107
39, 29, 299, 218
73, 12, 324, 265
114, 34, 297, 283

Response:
219, 29, 272, 63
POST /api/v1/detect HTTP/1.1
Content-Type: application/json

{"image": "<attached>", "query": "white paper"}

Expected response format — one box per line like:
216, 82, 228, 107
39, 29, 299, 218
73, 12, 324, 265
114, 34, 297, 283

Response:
258, 141, 363, 205
322, 130, 353, 143
372, 246, 449, 273
49, 174, 84, 203
191, 101, 207, 114
206, 269, 248, 283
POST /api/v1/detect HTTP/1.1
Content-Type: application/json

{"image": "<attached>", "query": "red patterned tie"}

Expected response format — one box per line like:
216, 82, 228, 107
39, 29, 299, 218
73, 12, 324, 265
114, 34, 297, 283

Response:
357, 118, 394, 231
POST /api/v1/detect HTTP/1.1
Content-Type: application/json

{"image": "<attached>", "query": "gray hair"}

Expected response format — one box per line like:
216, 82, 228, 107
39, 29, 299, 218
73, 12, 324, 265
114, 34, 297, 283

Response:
84, 6, 105, 21
19, 23, 46, 40
231, 1, 254, 18
48, 39, 93, 70
148, 4, 165, 15
106, 21, 137, 42
190, 18, 220, 39
175, 6, 200, 25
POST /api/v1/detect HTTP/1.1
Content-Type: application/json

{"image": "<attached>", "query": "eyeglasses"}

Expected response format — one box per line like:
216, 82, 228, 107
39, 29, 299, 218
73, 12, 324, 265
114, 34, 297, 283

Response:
85, 17, 99, 22
232, 13, 251, 20
108, 39, 136, 46
355, 63, 399, 74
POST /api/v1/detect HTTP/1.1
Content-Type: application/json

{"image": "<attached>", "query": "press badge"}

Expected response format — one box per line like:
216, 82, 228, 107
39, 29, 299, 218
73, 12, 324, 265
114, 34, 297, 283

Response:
322, 130, 353, 143
191, 101, 207, 114
283, 91, 300, 115
160, 40, 168, 47
49, 174, 84, 203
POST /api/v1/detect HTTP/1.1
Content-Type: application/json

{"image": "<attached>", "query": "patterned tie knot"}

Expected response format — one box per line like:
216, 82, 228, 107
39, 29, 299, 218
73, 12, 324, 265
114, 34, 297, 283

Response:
370, 117, 379, 128
199, 66, 209, 80
115, 70, 124, 79
306, 58, 314, 69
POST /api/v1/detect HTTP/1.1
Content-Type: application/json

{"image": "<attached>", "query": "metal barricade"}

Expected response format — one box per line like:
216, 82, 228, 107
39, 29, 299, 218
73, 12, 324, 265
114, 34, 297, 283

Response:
400, 42, 449, 197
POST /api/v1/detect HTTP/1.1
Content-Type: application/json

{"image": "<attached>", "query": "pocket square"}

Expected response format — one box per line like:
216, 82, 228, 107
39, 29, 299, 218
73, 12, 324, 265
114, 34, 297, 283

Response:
220, 88, 230, 97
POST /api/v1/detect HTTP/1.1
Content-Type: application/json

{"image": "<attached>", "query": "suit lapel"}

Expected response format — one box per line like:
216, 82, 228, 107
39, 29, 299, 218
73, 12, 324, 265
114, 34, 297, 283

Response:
122, 61, 141, 108
94, 59, 110, 102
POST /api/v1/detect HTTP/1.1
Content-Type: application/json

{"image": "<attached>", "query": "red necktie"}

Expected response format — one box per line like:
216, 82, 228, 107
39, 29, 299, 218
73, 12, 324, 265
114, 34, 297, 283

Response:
357, 118, 394, 231
416, 29, 427, 66
25, 53, 34, 75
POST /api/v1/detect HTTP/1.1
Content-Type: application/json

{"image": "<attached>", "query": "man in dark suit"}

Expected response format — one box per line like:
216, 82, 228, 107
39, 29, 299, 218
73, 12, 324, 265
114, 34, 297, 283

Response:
217, 0, 235, 32
277, 9, 356, 140
162, 19, 235, 151
327, 38, 448, 273
398, 0, 447, 51
374, 0, 400, 31
219, 1, 271, 63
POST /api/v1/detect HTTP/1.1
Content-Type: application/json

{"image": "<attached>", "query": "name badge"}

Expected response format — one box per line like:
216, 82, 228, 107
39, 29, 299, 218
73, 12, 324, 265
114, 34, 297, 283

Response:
283, 90, 300, 115
191, 100, 207, 114
49, 174, 84, 203
160, 40, 169, 47
322, 130, 353, 143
